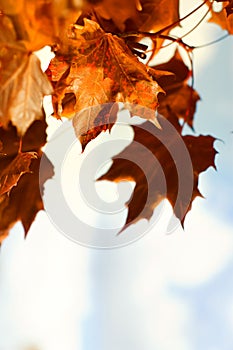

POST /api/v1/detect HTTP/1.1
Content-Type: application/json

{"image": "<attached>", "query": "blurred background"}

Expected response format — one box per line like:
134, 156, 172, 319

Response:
0, 1, 233, 349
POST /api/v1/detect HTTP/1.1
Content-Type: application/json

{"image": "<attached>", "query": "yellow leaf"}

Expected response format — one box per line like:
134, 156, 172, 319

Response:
0, 54, 53, 135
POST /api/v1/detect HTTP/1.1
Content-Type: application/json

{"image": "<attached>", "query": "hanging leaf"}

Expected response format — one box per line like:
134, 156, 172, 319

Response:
0, 52, 53, 135
84, 0, 179, 32
87, 0, 141, 31
0, 151, 37, 196
138, 0, 180, 32
99, 115, 217, 231
0, 118, 54, 242
47, 19, 163, 148
151, 49, 200, 128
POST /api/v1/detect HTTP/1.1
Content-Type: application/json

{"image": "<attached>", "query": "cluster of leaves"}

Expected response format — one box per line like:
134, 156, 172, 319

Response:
0, 0, 232, 242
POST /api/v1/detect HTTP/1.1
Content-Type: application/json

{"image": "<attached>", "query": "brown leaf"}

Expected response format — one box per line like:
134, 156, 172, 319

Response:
0, 154, 53, 242
152, 49, 200, 128
99, 115, 217, 231
84, 0, 179, 33
47, 19, 163, 147
225, 1, 233, 16
90, 0, 141, 31
0, 0, 82, 50
138, 0, 180, 32
0, 52, 53, 135
73, 102, 119, 151
0, 151, 37, 196
0, 118, 54, 242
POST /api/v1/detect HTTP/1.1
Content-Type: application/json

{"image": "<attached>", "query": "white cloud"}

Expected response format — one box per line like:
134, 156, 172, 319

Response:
0, 213, 90, 350
83, 198, 233, 350
159, 203, 233, 286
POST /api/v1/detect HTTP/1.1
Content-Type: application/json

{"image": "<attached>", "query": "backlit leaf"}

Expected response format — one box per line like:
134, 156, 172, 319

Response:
0, 53, 53, 135
48, 19, 163, 147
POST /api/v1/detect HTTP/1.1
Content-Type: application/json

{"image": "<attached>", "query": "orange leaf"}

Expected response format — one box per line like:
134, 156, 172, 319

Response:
209, 8, 233, 34
47, 19, 163, 148
138, 0, 180, 32
84, 0, 179, 33
90, 0, 141, 31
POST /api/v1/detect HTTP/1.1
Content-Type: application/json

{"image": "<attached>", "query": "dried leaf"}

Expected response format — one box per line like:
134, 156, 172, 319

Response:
47, 19, 163, 147
0, 118, 54, 242
138, 0, 180, 32
73, 102, 119, 151
90, 0, 140, 31
152, 49, 200, 128
0, 53, 53, 135
0, 151, 37, 196
99, 115, 217, 231
85, 0, 179, 33
0, 154, 53, 241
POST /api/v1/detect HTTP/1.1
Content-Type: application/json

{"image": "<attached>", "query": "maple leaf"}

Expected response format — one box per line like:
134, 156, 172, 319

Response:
47, 19, 163, 147
0, 118, 54, 242
0, 50, 53, 135
73, 102, 119, 151
0, 14, 53, 137
209, 6, 233, 34
151, 49, 200, 128
99, 115, 217, 231
0, 151, 37, 196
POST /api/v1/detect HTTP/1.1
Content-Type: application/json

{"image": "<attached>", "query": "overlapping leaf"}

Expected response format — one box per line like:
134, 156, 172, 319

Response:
152, 49, 200, 128
0, 118, 54, 243
0, 151, 37, 196
0, 15, 53, 135
0, 0, 82, 50
85, 0, 179, 32
0, 0, 228, 241
47, 19, 163, 148
0, 52, 53, 135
